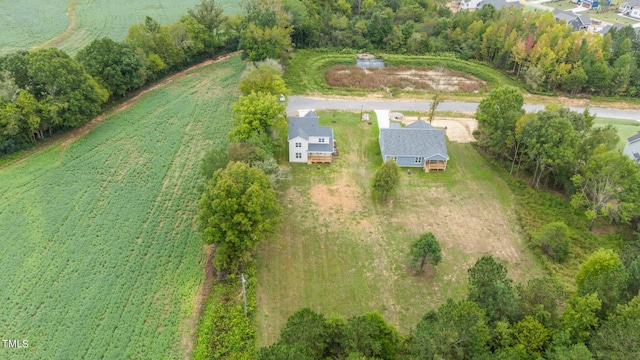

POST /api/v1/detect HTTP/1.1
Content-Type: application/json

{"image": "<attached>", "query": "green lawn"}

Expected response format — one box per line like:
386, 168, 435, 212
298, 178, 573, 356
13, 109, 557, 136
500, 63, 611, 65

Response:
594, 117, 640, 151
0, 55, 243, 359
256, 111, 544, 347
0, 0, 242, 56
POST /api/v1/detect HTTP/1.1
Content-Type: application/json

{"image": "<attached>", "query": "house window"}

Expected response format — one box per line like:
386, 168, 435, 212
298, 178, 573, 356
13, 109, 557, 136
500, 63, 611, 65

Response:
319, 138, 325, 143
414, 157, 422, 164
295, 142, 302, 148
295, 153, 302, 159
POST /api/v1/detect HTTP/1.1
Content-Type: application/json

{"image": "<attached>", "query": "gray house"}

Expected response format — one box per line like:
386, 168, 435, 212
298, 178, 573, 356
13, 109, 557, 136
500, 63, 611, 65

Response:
288, 111, 335, 164
553, 9, 591, 31
623, 132, 640, 164
379, 120, 449, 172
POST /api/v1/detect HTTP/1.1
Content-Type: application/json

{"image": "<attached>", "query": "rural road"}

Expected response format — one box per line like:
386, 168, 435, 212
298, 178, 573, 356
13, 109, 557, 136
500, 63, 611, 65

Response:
287, 96, 640, 121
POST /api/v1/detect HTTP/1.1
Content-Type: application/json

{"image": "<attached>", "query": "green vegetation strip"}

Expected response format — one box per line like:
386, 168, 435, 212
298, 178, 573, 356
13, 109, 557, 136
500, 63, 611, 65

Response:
0, 55, 243, 359
284, 50, 523, 96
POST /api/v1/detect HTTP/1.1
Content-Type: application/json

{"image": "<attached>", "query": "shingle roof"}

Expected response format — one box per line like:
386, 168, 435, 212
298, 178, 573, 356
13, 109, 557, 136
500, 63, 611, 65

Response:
380, 127, 448, 160
627, 132, 640, 143
553, 9, 577, 23
578, 14, 591, 26
405, 120, 437, 129
288, 116, 333, 141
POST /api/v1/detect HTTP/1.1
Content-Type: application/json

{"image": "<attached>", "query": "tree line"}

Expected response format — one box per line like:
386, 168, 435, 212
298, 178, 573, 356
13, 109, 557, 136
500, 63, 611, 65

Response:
0, 0, 240, 156
260, 248, 640, 359
248, 0, 640, 97
475, 86, 640, 233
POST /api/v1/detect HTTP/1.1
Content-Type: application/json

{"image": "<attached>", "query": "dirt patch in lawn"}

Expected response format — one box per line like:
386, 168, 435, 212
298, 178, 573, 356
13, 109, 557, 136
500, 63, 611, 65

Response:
326, 65, 486, 93
402, 116, 477, 143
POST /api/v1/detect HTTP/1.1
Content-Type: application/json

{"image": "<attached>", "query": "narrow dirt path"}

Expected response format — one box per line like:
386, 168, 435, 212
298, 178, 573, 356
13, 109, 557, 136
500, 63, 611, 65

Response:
1, 51, 241, 172
32, 0, 79, 50
181, 244, 216, 359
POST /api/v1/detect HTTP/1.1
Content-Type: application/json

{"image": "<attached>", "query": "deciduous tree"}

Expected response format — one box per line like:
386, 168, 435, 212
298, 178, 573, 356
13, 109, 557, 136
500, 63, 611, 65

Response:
371, 159, 400, 202
409, 232, 442, 273
198, 162, 281, 272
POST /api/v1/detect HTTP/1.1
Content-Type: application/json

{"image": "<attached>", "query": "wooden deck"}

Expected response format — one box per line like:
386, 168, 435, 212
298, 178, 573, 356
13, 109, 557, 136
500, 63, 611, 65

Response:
424, 160, 447, 172
308, 154, 333, 164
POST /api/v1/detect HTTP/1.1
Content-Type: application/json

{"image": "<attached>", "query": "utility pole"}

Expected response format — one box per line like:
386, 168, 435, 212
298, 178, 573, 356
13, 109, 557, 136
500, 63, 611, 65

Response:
241, 273, 247, 317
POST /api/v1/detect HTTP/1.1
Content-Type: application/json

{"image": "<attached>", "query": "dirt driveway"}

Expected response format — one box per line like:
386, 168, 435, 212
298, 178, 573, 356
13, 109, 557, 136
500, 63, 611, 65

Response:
403, 116, 478, 143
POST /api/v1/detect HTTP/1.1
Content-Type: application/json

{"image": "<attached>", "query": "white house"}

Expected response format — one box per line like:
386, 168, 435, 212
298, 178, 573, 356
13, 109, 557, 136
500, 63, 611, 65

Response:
623, 132, 640, 163
620, 0, 640, 19
288, 111, 335, 164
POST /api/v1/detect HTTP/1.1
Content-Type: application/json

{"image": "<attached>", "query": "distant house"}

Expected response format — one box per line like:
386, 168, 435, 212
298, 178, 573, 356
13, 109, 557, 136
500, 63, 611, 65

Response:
578, 0, 610, 9
620, 0, 640, 19
623, 132, 640, 164
553, 9, 591, 31
288, 111, 336, 164
598, 22, 625, 35
379, 120, 449, 172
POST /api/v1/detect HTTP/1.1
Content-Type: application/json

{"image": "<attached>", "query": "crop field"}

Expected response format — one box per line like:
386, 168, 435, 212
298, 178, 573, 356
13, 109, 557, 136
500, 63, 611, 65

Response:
0, 0, 242, 56
0, 55, 243, 359
256, 111, 544, 346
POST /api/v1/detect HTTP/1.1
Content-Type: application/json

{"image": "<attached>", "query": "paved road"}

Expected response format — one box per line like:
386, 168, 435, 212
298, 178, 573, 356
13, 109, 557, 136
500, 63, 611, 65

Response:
288, 96, 640, 121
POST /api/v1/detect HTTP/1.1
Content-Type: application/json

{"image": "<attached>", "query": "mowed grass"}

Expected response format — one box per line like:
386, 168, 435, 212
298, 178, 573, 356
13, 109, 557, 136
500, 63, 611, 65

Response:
593, 117, 640, 151
0, 0, 242, 56
256, 111, 544, 346
0, 55, 243, 359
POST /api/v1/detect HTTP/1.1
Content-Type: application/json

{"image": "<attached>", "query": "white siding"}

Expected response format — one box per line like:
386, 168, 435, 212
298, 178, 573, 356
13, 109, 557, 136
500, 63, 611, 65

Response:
623, 140, 640, 163
308, 136, 329, 144
289, 137, 308, 163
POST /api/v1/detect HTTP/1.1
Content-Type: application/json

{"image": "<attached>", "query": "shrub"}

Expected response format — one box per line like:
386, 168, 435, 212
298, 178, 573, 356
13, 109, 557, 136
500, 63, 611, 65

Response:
535, 221, 571, 262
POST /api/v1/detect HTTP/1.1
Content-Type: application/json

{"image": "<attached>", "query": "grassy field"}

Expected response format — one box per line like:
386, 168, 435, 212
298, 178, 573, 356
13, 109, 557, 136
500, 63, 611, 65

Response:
0, 0, 242, 56
256, 111, 545, 346
284, 50, 524, 97
594, 117, 640, 151
0, 55, 243, 359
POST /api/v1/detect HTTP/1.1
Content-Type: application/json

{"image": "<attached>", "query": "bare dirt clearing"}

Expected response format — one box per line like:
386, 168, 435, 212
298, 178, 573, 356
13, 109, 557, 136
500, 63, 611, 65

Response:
402, 116, 478, 143
326, 65, 486, 93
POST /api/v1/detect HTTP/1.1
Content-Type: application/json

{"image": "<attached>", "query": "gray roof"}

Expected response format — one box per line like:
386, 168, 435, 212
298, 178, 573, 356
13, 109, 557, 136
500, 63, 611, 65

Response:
627, 132, 640, 143
578, 14, 591, 26
288, 113, 334, 152
405, 120, 437, 129
380, 127, 448, 161
288, 117, 333, 141
553, 9, 577, 22
478, 0, 521, 9
627, 0, 640, 6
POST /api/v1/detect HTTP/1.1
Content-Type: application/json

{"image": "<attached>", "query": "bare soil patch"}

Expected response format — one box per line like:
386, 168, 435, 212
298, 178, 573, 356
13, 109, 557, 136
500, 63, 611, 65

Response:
326, 65, 486, 93
402, 116, 478, 143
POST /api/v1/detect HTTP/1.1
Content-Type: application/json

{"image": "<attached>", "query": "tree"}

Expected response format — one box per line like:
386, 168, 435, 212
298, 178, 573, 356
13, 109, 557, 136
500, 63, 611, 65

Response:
576, 248, 629, 316
341, 312, 401, 359
475, 86, 524, 159
76, 38, 145, 98
26, 48, 108, 129
517, 277, 566, 328
408, 299, 491, 359
467, 255, 519, 322
534, 221, 570, 262
589, 293, 640, 359
409, 232, 442, 273
371, 159, 400, 202
198, 162, 281, 272
276, 308, 330, 358
239, 59, 287, 96
571, 151, 640, 230
620, 241, 640, 297
187, 0, 225, 55
560, 293, 601, 343
228, 91, 286, 142
512, 315, 549, 357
